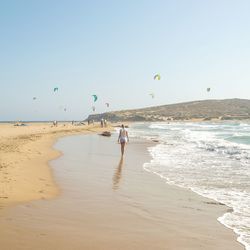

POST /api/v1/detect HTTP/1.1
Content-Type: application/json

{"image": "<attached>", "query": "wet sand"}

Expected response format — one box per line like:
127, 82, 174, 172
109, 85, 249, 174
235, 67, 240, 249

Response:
0, 134, 244, 249
0, 122, 112, 205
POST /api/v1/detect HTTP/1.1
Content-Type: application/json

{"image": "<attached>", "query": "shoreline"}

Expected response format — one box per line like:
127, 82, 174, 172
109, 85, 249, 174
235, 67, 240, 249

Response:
137, 122, 249, 250
0, 133, 244, 249
142, 140, 244, 250
143, 164, 245, 249
0, 122, 114, 207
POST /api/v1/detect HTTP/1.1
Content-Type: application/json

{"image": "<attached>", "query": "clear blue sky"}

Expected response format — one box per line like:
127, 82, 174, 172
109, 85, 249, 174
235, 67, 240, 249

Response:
1, 0, 250, 121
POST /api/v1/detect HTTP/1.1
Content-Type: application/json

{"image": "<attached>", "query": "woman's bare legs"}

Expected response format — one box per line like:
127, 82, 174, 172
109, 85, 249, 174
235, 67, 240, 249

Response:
121, 142, 125, 156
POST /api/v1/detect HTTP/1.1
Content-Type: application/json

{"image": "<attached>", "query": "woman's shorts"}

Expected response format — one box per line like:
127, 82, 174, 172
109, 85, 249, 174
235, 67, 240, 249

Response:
119, 137, 127, 143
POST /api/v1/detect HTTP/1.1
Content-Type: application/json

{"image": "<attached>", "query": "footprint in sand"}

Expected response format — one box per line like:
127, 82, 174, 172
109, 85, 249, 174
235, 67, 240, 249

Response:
39, 233, 47, 237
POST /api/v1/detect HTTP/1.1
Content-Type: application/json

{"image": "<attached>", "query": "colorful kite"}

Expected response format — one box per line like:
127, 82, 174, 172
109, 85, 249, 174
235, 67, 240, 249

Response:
92, 95, 98, 102
149, 93, 155, 99
154, 74, 161, 80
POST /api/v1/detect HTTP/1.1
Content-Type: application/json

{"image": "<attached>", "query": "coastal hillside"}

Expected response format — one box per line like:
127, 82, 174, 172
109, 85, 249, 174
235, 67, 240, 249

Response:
87, 99, 250, 122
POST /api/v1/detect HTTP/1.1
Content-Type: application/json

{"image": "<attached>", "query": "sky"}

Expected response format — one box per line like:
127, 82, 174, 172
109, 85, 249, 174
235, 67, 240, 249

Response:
1, 0, 250, 121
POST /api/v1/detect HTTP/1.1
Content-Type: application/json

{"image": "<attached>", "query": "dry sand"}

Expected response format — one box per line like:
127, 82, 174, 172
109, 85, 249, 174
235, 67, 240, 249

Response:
0, 122, 112, 206
0, 131, 244, 250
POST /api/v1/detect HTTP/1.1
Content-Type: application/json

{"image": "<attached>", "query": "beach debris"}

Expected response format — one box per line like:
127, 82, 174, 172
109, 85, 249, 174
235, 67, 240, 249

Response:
100, 131, 111, 137
152, 139, 159, 143
75, 122, 85, 126
92, 94, 98, 102
154, 74, 161, 80
115, 125, 129, 128
207, 87, 211, 92
203, 117, 212, 121
205, 201, 224, 206
149, 93, 155, 98
54, 87, 59, 92
14, 123, 27, 127
105, 102, 110, 107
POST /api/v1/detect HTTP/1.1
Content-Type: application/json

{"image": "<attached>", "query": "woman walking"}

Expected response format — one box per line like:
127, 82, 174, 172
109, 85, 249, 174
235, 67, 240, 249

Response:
118, 124, 129, 157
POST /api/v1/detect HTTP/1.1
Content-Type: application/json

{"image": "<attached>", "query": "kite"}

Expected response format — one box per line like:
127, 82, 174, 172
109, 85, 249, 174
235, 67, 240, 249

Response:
154, 74, 161, 80
54, 87, 59, 92
64, 108, 67, 112
149, 93, 155, 99
207, 88, 211, 92
33, 97, 37, 100
92, 95, 98, 102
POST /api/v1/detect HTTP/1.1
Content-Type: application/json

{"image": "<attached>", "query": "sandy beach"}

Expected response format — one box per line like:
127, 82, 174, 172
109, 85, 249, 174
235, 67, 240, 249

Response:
2, 0, 250, 248
0, 130, 244, 249
0, 122, 111, 206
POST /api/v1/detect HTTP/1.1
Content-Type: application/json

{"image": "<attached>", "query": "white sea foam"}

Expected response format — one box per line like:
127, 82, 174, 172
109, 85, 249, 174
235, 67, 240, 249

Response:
130, 122, 250, 250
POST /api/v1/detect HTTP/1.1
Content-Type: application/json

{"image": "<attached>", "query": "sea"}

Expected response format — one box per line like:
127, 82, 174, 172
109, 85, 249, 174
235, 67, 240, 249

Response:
129, 121, 250, 250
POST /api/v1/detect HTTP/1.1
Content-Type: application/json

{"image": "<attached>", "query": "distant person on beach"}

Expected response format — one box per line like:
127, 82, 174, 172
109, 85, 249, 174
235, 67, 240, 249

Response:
118, 124, 129, 156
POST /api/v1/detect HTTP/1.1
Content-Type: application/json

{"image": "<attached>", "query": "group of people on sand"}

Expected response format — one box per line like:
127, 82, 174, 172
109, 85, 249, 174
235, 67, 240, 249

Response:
100, 118, 107, 128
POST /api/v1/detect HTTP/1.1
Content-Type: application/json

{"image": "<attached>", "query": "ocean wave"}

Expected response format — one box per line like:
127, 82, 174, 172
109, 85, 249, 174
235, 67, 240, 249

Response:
130, 122, 250, 250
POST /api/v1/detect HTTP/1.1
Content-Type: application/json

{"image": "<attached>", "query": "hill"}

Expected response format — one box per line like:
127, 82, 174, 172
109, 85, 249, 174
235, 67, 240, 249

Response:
86, 99, 250, 122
